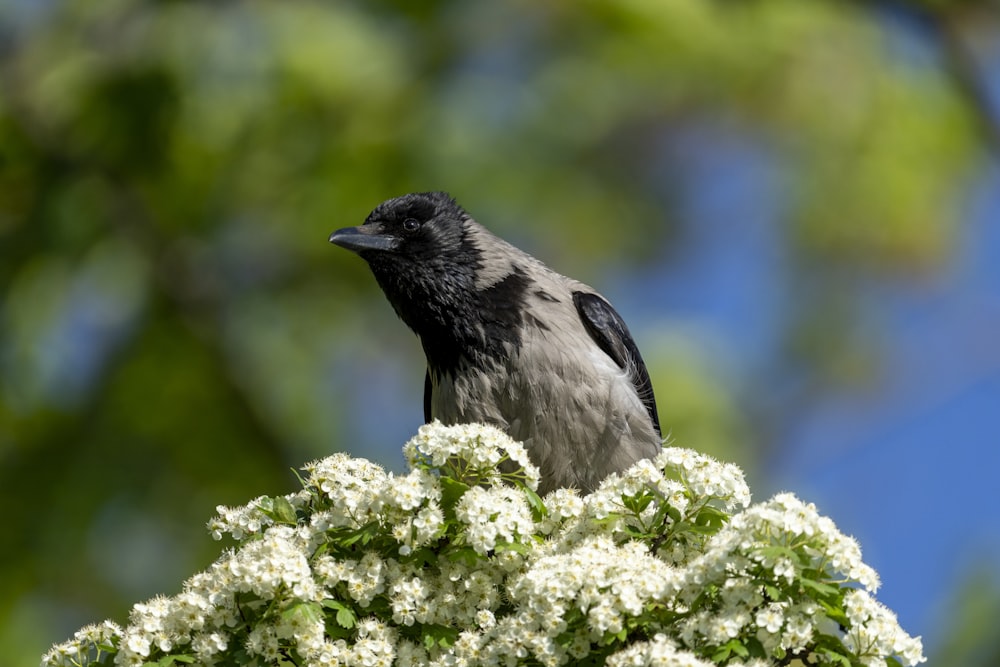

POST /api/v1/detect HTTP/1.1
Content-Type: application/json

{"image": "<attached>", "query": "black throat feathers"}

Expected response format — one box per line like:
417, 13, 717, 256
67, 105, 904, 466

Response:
370, 254, 532, 377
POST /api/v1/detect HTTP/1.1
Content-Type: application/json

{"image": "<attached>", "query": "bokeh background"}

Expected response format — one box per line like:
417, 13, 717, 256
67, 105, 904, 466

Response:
2, 1, 999, 665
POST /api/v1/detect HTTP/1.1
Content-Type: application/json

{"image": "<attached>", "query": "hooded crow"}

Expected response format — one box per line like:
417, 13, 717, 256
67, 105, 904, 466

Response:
330, 192, 661, 494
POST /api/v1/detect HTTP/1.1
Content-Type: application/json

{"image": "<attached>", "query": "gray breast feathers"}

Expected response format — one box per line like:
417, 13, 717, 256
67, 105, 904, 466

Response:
430, 294, 661, 494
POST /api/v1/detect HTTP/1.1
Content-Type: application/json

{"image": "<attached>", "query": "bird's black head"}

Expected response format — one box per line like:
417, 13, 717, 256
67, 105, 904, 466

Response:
329, 192, 468, 263
329, 191, 480, 332
330, 192, 530, 372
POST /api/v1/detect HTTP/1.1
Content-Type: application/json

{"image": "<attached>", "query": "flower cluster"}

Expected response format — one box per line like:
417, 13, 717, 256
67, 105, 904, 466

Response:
402, 421, 540, 491
42, 421, 924, 667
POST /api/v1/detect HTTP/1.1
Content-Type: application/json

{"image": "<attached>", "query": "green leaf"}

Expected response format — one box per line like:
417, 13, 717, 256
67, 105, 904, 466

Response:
271, 496, 298, 524
597, 627, 628, 647
365, 595, 393, 618
816, 597, 850, 626
685, 522, 722, 535
593, 514, 627, 527
622, 492, 653, 514
338, 522, 379, 548
693, 505, 728, 530
800, 577, 840, 599
421, 624, 460, 649
711, 639, 748, 662
322, 600, 357, 629
400, 546, 437, 567
336, 606, 356, 629
495, 540, 529, 555
150, 656, 196, 666
327, 622, 353, 641
283, 601, 323, 626
812, 633, 856, 666
446, 546, 482, 567
818, 648, 853, 667
204, 649, 246, 667
439, 477, 470, 511
665, 505, 682, 523
622, 523, 651, 540
745, 636, 767, 659
756, 545, 798, 563
711, 644, 733, 662
524, 486, 548, 521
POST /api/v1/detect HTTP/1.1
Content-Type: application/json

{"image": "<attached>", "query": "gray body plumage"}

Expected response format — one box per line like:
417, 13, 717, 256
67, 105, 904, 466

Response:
330, 192, 661, 494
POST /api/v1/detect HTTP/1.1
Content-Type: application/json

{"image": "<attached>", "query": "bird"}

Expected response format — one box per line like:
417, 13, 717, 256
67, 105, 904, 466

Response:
329, 192, 661, 494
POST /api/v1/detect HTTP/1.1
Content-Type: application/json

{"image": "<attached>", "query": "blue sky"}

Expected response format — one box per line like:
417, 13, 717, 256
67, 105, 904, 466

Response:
773, 165, 1000, 646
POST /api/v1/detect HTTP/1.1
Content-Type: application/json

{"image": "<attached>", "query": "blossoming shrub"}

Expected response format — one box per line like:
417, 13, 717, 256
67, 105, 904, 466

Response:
43, 422, 924, 667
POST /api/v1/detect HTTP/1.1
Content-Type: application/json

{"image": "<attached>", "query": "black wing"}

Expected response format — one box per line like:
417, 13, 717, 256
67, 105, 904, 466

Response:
423, 368, 433, 423
572, 291, 660, 435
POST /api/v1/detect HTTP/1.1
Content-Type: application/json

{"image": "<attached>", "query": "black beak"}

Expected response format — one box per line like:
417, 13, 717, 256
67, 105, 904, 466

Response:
328, 225, 398, 254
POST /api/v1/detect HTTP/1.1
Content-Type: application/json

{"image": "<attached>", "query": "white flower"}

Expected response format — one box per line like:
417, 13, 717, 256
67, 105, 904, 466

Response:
303, 453, 390, 527
208, 497, 272, 540
703, 612, 745, 643
391, 577, 428, 626
336, 551, 388, 607
41, 620, 125, 667
227, 525, 315, 599
512, 536, 676, 647
191, 631, 228, 658
44, 425, 924, 667
387, 469, 441, 511
403, 420, 540, 490
755, 603, 785, 634
588, 599, 623, 635
841, 589, 925, 664
585, 486, 622, 521
783, 613, 814, 648
546, 488, 585, 520
348, 620, 396, 667
309, 639, 347, 666
606, 633, 713, 667
476, 609, 497, 630
773, 556, 796, 583
655, 447, 751, 511
245, 625, 280, 660
412, 502, 444, 544
395, 640, 427, 667
455, 485, 535, 554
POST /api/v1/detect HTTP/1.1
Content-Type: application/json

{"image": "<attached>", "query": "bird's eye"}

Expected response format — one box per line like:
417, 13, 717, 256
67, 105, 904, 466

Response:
402, 218, 420, 232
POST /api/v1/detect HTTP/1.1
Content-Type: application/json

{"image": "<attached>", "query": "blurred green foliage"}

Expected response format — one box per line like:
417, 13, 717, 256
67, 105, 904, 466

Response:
0, 0, 994, 665
931, 565, 1000, 667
